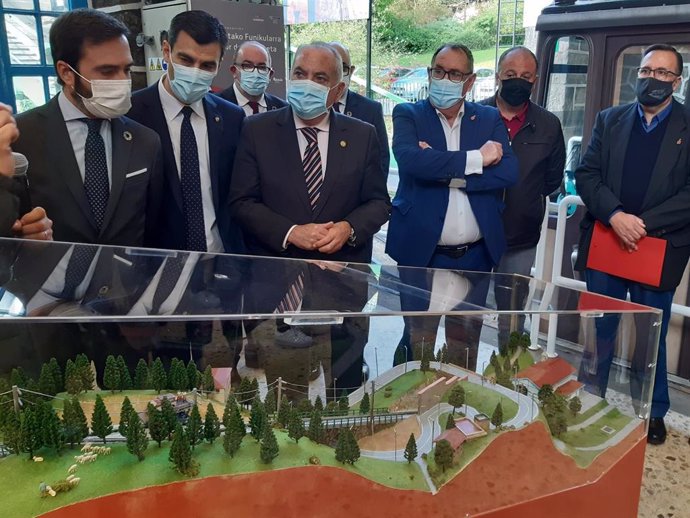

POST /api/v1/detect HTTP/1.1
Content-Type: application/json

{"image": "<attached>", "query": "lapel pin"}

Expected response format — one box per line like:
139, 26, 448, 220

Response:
214, 116, 220, 123
123, 131, 132, 141
340, 140, 347, 148
346, 111, 353, 117
470, 114, 477, 121
677, 138, 683, 145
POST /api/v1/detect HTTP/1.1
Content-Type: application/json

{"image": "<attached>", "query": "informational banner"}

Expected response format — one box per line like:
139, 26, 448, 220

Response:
284, 0, 370, 25
191, 0, 286, 98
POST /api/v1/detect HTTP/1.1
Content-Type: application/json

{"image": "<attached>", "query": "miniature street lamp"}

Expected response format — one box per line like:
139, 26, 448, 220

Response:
394, 428, 398, 462
403, 345, 408, 373
374, 346, 379, 377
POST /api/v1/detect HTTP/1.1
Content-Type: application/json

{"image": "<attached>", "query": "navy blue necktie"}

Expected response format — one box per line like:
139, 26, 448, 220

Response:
180, 106, 207, 252
82, 119, 109, 230
61, 245, 98, 299
301, 127, 323, 210
151, 253, 189, 314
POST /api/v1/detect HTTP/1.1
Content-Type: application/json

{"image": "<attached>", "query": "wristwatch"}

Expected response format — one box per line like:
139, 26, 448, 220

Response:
347, 224, 356, 246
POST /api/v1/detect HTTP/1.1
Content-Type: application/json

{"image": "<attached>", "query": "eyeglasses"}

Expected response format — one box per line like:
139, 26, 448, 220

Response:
343, 64, 354, 76
428, 67, 472, 83
235, 62, 272, 75
636, 67, 680, 80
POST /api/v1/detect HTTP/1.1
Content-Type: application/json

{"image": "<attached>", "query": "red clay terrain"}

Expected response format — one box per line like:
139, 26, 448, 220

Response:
43, 421, 646, 518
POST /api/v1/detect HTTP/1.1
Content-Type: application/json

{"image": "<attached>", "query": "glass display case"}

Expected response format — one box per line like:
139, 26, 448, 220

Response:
0, 238, 661, 518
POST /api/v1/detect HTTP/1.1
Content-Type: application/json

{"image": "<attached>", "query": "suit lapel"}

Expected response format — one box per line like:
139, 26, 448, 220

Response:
149, 86, 184, 211
609, 105, 636, 194
203, 95, 222, 210
344, 91, 357, 117
101, 117, 132, 236
277, 108, 312, 212
314, 112, 344, 218
460, 102, 479, 151
422, 100, 448, 151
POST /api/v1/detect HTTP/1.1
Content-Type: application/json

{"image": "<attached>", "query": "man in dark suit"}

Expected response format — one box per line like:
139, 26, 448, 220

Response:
128, 10, 245, 254
13, 9, 163, 248
387, 43, 518, 370
329, 42, 390, 177
218, 41, 288, 116
575, 44, 690, 445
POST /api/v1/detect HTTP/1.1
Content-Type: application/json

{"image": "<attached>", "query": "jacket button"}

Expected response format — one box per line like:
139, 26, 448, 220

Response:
98, 286, 109, 295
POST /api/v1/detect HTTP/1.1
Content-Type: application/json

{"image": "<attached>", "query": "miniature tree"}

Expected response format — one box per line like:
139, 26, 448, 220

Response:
249, 378, 260, 402
569, 396, 582, 417
126, 411, 148, 461
117, 355, 133, 390
420, 350, 430, 372
223, 404, 245, 457
91, 394, 113, 444
491, 402, 504, 429
550, 413, 568, 437
204, 403, 221, 444
297, 397, 313, 415
393, 346, 407, 366
448, 384, 465, 415
160, 398, 177, 440
64, 360, 83, 395
62, 397, 88, 449
308, 408, 324, 444
186, 360, 200, 390
434, 439, 454, 472
147, 403, 168, 447
42, 403, 64, 453
134, 359, 150, 390
4, 410, 22, 455
202, 366, 215, 393
489, 351, 500, 371
359, 392, 370, 415
404, 433, 418, 463
169, 359, 188, 392
538, 384, 554, 405
21, 407, 43, 459
151, 357, 167, 394
237, 377, 252, 407
502, 356, 512, 376
264, 387, 277, 415
103, 355, 120, 393
119, 396, 135, 438
75, 353, 95, 392
38, 363, 57, 397
249, 397, 267, 441
335, 427, 360, 465
222, 393, 237, 428
440, 344, 449, 364
313, 395, 324, 413
187, 404, 203, 450
338, 392, 349, 414
287, 408, 306, 443
259, 425, 279, 464
276, 395, 291, 427
10, 367, 27, 388
445, 413, 456, 430
169, 424, 198, 476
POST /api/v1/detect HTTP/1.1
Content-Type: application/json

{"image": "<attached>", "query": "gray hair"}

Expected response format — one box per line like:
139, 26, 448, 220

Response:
292, 42, 343, 82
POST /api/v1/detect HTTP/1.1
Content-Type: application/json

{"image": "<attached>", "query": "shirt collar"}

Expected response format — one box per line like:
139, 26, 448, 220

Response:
501, 101, 529, 123
58, 91, 94, 122
637, 100, 673, 126
338, 89, 349, 104
435, 102, 465, 128
158, 76, 205, 122
233, 82, 267, 108
293, 110, 331, 133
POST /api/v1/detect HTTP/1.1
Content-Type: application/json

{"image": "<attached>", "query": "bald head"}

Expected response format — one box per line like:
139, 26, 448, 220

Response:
235, 41, 271, 67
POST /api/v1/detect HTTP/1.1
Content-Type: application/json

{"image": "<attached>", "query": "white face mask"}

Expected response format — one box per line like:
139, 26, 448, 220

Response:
69, 65, 132, 119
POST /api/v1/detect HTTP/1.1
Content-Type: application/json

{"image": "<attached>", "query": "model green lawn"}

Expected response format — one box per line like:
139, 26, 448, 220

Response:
0, 429, 427, 518
567, 400, 608, 427
374, 370, 437, 409
560, 409, 633, 448
441, 380, 519, 422
425, 432, 494, 488
483, 350, 535, 377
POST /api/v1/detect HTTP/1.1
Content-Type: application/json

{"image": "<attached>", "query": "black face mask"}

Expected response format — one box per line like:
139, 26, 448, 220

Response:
636, 77, 675, 107
499, 78, 533, 107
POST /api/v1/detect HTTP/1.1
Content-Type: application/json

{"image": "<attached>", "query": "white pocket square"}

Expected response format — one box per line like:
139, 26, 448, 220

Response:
126, 168, 147, 179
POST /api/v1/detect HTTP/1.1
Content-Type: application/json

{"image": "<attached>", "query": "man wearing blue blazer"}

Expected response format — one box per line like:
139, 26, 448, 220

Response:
128, 10, 245, 254
387, 43, 518, 370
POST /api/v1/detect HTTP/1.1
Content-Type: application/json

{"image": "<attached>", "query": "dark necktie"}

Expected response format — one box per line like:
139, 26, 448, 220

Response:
301, 127, 323, 210
61, 245, 98, 299
334, 102, 342, 113
82, 119, 109, 230
151, 253, 189, 314
275, 271, 305, 313
180, 106, 207, 252
248, 101, 260, 114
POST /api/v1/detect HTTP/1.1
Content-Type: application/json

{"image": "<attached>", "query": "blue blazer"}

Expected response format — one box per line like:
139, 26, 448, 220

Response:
386, 99, 518, 267
128, 84, 246, 253
343, 90, 390, 176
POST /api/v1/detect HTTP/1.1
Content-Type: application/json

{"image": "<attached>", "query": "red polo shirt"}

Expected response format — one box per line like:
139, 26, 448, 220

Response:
501, 102, 529, 140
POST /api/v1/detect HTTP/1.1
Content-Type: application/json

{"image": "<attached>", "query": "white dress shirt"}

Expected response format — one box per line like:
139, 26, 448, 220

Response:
58, 92, 113, 186
336, 89, 348, 114
437, 104, 484, 246
158, 78, 223, 253
233, 83, 267, 116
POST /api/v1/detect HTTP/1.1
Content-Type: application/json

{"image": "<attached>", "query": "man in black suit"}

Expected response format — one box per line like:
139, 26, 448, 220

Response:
329, 42, 390, 177
575, 44, 690, 445
218, 41, 288, 116
128, 10, 245, 254
13, 9, 163, 248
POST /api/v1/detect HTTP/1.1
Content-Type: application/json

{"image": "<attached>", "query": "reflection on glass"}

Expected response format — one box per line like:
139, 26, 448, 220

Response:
48, 75, 60, 98
42, 15, 57, 64
6, 14, 40, 65
12, 76, 46, 113
39, 0, 68, 11
1, 0, 34, 10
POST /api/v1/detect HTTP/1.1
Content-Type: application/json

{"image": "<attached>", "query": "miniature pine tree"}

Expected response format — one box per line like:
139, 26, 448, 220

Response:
38, 363, 57, 397
62, 397, 88, 448
347, 428, 360, 464
186, 360, 200, 390
313, 395, 324, 413
222, 393, 237, 428
259, 425, 279, 464
434, 439, 454, 472
147, 403, 168, 447
359, 392, 370, 415
420, 350, 430, 372
160, 398, 178, 440
569, 396, 582, 417
503, 356, 512, 376
249, 378, 259, 401
338, 392, 349, 414
237, 377, 252, 407
336, 427, 359, 464
287, 408, 306, 443
119, 396, 135, 438
169, 424, 195, 476
169, 359, 188, 392
264, 387, 277, 415
223, 425, 243, 458
21, 407, 43, 459
151, 357, 167, 394
10, 367, 27, 388
334, 428, 349, 464
491, 402, 504, 429
117, 356, 133, 390
404, 433, 417, 463
223, 402, 245, 457
393, 346, 407, 366
91, 394, 113, 444
75, 353, 95, 392
538, 384, 554, 405
103, 355, 120, 393
47, 358, 63, 394
440, 344, 449, 364
64, 360, 83, 395
134, 359, 149, 390
41, 402, 64, 453
204, 403, 221, 444
297, 397, 313, 415
4, 410, 22, 455
446, 413, 456, 430
489, 351, 499, 371
187, 404, 203, 450
202, 366, 215, 393
307, 408, 324, 444
126, 411, 148, 461
249, 397, 267, 441
276, 395, 291, 427
448, 384, 465, 415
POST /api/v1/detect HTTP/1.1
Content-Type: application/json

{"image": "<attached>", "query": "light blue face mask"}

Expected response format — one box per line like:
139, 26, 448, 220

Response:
429, 77, 466, 109
169, 60, 216, 105
287, 79, 333, 120
239, 70, 270, 97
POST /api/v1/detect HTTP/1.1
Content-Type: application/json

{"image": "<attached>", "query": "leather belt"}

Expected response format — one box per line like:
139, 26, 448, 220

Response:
435, 239, 483, 259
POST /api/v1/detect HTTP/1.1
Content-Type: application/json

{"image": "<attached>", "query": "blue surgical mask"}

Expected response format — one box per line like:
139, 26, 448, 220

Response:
429, 77, 466, 109
288, 79, 333, 120
168, 60, 216, 104
239, 70, 270, 97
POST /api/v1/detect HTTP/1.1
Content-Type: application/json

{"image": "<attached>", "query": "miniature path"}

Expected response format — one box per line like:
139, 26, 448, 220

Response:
574, 418, 642, 451
567, 404, 614, 432
358, 416, 422, 452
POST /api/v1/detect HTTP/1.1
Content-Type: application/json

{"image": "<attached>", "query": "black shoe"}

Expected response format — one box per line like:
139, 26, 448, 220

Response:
275, 327, 313, 348
647, 417, 667, 445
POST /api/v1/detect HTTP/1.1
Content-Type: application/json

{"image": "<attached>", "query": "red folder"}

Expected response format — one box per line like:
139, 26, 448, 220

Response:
586, 221, 666, 287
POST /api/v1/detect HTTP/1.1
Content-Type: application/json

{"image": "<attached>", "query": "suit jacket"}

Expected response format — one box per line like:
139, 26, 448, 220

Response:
14, 96, 164, 247
342, 90, 390, 177
575, 100, 690, 291
128, 84, 246, 253
386, 99, 519, 267
0, 177, 17, 237
217, 85, 288, 112
230, 107, 391, 263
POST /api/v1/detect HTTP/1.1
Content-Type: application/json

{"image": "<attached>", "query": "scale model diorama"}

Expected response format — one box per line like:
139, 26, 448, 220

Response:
0, 326, 647, 518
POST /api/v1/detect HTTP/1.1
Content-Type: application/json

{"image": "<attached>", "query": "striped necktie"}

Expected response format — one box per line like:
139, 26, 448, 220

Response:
301, 127, 323, 210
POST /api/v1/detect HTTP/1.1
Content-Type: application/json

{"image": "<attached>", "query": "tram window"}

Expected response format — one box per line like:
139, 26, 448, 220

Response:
544, 36, 589, 171
613, 45, 690, 107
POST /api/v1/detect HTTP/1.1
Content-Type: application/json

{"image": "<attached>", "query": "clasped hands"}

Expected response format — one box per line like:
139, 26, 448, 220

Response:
609, 211, 646, 252
287, 221, 352, 254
